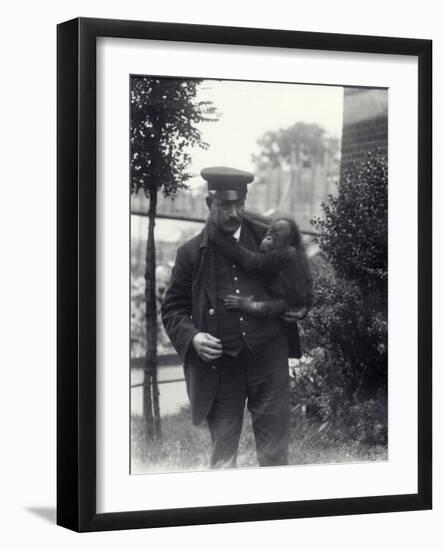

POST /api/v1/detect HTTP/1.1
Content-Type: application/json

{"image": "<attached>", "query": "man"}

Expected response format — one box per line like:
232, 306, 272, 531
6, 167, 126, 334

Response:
161, 166, 304, 468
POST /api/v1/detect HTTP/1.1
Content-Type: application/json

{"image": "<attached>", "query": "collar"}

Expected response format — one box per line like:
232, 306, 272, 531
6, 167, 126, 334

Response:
200, 222, 243, 249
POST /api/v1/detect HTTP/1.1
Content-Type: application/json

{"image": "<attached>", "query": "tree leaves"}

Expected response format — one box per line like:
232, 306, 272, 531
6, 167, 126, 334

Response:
294, 150, 388, 443
130, 76, 219, 198
312, 150, 388, 292
253, 122, 340, 171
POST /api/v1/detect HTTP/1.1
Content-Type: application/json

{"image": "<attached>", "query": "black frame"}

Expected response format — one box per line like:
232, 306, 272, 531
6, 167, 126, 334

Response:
57, 17, 432, 532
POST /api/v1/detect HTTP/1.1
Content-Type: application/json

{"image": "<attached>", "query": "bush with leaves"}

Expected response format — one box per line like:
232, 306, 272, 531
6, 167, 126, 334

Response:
315, 150, 387, 290
294, 151, 388, 447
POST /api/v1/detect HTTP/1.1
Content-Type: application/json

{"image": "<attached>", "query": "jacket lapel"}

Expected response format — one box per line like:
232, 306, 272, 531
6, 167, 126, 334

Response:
195, 225, 217, 308
239, 220, 260, 251
198, 220, 261, 307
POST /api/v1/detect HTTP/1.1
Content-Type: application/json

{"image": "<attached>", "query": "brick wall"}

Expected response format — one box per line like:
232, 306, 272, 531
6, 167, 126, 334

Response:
341, 88, 388, 174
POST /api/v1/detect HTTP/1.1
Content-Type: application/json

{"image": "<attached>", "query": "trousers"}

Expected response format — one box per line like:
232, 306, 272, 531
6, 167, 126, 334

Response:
206, 333, 289, 468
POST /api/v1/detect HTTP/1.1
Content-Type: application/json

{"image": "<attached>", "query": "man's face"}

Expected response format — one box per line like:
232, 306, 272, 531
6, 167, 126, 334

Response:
207, 195, 245, 235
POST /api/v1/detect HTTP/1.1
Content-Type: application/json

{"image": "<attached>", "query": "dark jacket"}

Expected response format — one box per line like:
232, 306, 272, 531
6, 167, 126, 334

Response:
161, 218, 301, 425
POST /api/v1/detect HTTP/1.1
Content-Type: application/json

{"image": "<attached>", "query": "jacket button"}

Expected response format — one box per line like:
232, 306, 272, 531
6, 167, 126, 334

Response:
209, 308, 215, 316
211, 365, 216, 370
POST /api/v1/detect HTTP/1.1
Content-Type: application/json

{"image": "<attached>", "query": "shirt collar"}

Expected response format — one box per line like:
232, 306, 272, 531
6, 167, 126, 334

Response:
233, 226, 241, 241
200, 223, 242, 249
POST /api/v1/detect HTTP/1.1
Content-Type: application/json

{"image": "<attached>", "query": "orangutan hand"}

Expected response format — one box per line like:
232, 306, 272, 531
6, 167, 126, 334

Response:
224, 294, 253, 311
282, 306, 308, 323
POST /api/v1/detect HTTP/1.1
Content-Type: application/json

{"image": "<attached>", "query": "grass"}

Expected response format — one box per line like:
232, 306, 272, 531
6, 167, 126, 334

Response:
131, 406, 387, 474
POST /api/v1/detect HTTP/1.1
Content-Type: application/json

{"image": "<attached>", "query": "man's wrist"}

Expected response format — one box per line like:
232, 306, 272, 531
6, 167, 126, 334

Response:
187, 330, 202, 357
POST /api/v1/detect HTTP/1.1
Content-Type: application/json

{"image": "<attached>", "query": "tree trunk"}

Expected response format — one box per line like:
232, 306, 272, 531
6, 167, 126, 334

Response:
143, 186, 161, 441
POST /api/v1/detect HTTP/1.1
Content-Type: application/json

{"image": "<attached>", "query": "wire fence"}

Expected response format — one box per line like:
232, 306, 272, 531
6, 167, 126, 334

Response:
130, 210, 319, 400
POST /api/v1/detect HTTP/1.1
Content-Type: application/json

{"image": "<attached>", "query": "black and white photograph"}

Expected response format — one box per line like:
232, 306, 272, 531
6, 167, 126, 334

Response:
1, 0, 438, 543
130, 76, 388, 474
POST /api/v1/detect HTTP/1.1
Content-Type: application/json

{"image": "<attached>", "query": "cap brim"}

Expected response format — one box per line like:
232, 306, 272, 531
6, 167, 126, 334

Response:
210, 189, 247, 200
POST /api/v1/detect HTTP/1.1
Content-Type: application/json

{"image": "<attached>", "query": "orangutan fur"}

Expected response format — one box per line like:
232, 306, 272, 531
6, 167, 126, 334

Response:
209, 217, 314, 318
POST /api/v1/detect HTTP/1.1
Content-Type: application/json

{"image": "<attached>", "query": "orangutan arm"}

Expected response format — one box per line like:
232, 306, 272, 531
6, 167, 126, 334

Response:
224, 294, 287, 318
209, 224, 290, 275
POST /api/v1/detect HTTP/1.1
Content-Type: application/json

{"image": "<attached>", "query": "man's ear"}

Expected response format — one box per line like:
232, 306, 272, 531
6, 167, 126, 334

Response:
205, 196, 213, 210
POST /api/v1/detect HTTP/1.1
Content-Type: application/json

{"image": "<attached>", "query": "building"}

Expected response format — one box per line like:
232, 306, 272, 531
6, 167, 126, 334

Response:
340, 87, 388, 174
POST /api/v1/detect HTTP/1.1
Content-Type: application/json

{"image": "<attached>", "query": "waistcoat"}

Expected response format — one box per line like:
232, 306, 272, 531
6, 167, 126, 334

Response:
214, 225, 282, 356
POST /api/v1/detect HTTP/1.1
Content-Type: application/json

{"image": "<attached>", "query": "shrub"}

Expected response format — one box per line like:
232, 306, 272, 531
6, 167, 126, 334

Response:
315, 150, 387, 291
293, 150, 388, 447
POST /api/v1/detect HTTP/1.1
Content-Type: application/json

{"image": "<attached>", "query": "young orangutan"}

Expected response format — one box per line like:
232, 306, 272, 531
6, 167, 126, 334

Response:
208, 217, 313, 319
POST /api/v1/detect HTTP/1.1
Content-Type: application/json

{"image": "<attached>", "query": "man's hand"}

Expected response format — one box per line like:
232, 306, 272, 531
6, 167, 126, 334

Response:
282, 306, 308, 323
192, 332, 223, 362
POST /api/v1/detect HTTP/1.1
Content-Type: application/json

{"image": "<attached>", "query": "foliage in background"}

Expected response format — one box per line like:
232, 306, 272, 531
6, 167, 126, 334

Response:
131, 77, 217, 196
131, 270, 175, 358
314, 151, 388, 289
130, 76, 218, 440
294, 151, 388, 447
131, 274, 146, 359
253, 122, 340, 170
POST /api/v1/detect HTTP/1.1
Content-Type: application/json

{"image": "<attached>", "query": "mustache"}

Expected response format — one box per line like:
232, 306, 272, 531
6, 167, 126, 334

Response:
207, 212, 241, 224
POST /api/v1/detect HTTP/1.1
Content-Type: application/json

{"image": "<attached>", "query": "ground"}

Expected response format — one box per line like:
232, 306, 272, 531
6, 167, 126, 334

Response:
131, 406, 387, 474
